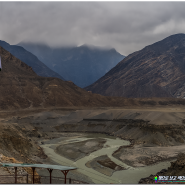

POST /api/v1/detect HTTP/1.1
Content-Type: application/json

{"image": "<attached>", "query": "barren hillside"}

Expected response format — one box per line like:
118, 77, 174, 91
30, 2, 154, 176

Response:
86, 33, 185, 98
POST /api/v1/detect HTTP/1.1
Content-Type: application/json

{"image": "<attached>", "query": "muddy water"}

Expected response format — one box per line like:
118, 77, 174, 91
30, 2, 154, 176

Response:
40, 133, 172, 184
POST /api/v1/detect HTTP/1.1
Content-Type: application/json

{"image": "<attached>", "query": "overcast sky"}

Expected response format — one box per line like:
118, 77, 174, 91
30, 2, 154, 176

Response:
0, 1, 185, 55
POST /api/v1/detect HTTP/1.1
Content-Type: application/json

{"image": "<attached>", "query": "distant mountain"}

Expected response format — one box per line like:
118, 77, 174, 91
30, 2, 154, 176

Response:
17, 43, 125, 88
85, 33, 185, 98
0, 41, 65, 80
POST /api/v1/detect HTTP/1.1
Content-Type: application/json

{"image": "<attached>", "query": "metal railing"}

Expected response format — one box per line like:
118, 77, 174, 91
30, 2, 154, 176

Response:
0, 174, 89, 184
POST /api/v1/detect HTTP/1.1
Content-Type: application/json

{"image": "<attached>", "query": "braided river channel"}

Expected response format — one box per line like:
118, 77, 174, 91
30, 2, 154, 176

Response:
39, 133, 173, 184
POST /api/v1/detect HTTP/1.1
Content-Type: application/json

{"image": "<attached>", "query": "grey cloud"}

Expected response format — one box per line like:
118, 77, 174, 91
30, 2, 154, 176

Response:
0, 2, 185, 55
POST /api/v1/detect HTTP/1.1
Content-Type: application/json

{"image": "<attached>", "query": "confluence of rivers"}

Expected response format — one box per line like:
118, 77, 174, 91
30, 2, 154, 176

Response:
40, 133, 172, 184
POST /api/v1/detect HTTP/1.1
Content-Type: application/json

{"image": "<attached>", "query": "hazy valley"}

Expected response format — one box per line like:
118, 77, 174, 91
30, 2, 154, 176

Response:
18, 43, 124, 88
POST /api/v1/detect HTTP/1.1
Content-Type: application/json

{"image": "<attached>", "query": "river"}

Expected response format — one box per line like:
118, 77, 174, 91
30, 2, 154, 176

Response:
40, 133, 173, 184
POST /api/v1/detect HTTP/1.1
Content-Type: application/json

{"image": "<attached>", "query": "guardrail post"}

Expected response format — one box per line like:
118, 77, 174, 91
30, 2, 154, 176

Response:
31, 167, 35, 184
47, 168, 53, 184
14, 167, 17, 184
61, 170, 69, 184
69, 178, 71, 184
27, 174, 28, 184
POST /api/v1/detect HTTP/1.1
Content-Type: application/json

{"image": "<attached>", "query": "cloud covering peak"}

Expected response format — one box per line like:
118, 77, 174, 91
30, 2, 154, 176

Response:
0, 2, 185, 55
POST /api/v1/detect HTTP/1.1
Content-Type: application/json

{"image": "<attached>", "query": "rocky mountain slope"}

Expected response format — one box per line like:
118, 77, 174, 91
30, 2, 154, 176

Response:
18, 43, 125, 88
86, 33, 185, 98
0, 45, 130, 110
0, 45, 105, 109
0, 40, 65, 80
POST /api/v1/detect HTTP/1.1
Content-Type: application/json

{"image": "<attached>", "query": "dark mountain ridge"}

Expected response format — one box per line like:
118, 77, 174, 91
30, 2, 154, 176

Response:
17, 42, 125, 88
85, 33, 185, 98
0, 40, 65, 80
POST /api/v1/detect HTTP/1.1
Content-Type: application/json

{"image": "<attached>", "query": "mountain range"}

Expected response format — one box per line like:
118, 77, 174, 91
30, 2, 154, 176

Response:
17, 43, 125, 88
1, 41, 185, 110
0, 44, 129, 109
86, 33, 185, 98
0, 41, 65, 80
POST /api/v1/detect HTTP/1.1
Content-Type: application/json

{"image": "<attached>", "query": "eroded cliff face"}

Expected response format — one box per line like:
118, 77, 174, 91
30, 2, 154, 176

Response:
86, 34, 185, 98
55, 119, 185, 147
0, 120, 46, 163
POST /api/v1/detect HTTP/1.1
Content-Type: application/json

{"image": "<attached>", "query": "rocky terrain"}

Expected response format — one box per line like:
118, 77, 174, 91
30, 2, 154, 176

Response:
0, 115, 47, 164
0, 40, 65, 80
86, 33, 185, 98
86, 155, 125, 176
139, 153, 185, 184
55, 113, 185, 147
56, 138, 106, 161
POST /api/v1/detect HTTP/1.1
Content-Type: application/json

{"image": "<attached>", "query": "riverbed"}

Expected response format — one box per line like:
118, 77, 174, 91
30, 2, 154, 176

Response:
39, 133, 174, 184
